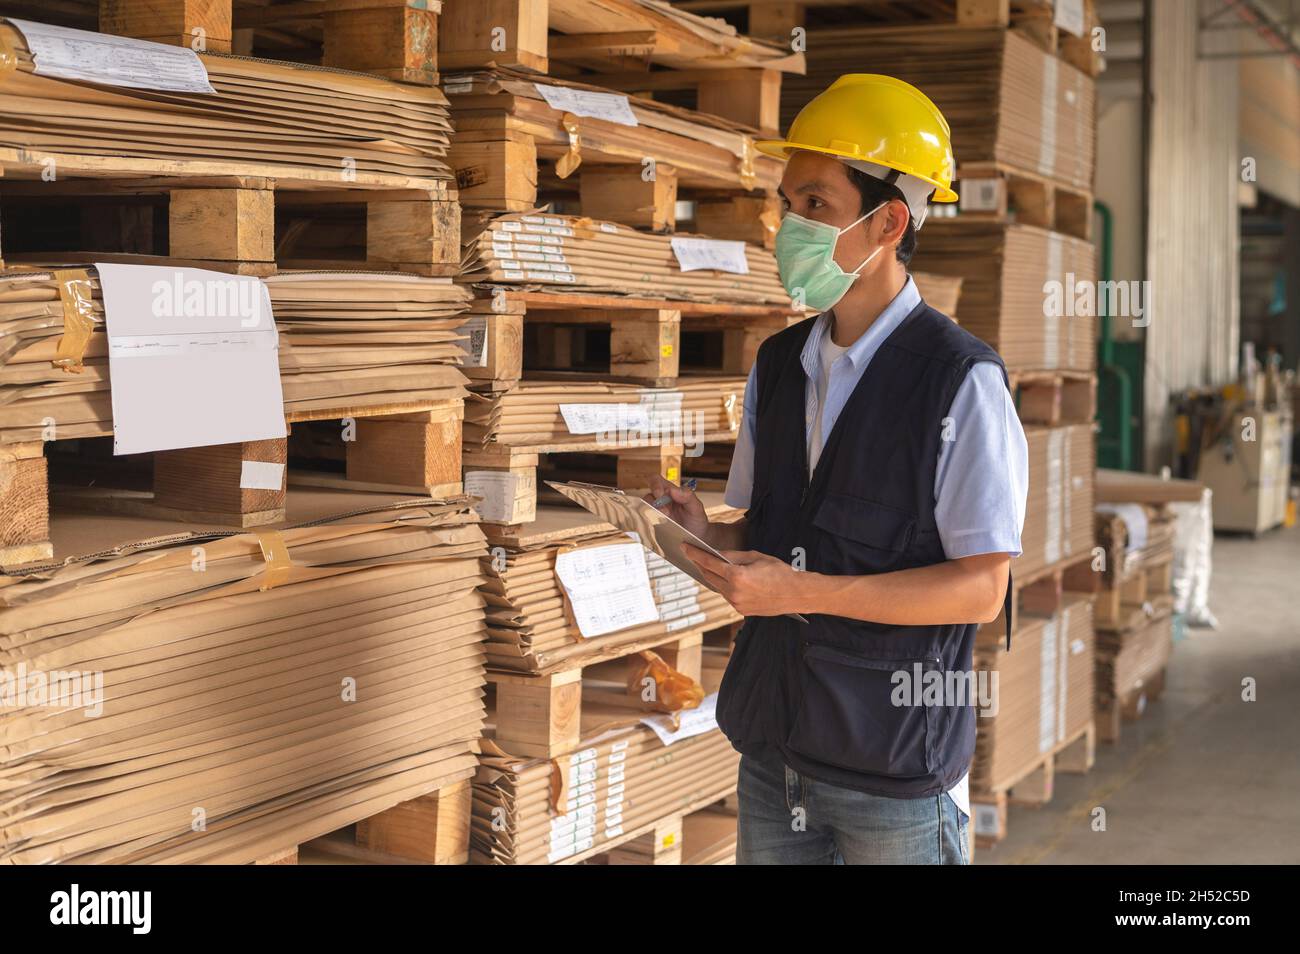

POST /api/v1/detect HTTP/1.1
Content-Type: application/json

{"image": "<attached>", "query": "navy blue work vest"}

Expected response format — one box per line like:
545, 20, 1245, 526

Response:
715, 300, 1011, 798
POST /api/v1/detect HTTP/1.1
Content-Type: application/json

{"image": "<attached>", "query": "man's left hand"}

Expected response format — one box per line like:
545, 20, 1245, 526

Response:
681, 545, 809, 617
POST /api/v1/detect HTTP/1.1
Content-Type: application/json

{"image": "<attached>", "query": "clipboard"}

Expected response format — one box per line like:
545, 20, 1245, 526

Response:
546, 480, 808, 624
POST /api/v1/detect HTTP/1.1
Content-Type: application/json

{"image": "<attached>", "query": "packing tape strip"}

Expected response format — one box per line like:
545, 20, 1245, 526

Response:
739, 139, 757, 190
556, 113, 582, 179
0, 29, 17, 76
51, 269, 97, 373
253, 529, 292, 591
723, 392, 741, 431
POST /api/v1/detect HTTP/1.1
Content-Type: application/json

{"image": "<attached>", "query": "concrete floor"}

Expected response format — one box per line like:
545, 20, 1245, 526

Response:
981, 523, 1300, 864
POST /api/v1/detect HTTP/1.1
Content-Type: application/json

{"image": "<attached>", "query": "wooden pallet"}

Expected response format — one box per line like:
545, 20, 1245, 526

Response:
1094, 556, 1174, 632
521, 303, 799, 386
709, 0, 1098, 70
1012, 370, 1098, 426
956, 161, 1095, 241
463, 288, 799, 390
1095, 611, 1173, 743
19, 0, 445, 85
982, 550, 1097, 638
298, 779, 474, 865
0, 398, 463, 566
0, 177, 459, 278
970, 720, 1096, 847
487, 622, 737, 760
587, 802, 737, 865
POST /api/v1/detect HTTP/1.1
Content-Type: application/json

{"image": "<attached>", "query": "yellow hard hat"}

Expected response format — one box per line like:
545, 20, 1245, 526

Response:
756, 74, 958, 204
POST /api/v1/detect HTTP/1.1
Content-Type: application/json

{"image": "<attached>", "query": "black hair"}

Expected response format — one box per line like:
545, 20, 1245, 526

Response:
843, 164, 922, 265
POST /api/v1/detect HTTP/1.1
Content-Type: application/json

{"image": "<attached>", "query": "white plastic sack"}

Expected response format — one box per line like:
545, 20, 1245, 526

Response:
1170, 488, 1218, 629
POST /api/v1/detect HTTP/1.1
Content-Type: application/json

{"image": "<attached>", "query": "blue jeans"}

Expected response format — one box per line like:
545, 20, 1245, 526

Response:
736, 751, 969, 865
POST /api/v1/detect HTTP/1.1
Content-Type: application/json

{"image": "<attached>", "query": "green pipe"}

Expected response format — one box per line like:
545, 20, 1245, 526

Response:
1094, 200, 1133, 471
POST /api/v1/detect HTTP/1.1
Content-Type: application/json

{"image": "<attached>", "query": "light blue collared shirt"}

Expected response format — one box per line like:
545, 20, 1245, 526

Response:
724, 275, 1028, 560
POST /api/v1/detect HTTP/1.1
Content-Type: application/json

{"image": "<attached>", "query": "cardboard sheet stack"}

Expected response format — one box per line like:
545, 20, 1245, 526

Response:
973, 594, 1094, 793
0, 268, 474, 445
480, 492, 743, 674
1091, 494, 1178, 740
782, 26, 1096, 192
0, 492, 488, 864
464, 375, 746, 451
442, 68, 784, 200
1018, 425, 1096, 577
909, 222, 1097, 371
0, 20, 454, 186
472, 717, 739, 864
461, 212, 790, 305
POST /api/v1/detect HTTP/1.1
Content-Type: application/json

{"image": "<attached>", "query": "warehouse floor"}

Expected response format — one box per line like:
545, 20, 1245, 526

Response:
983, 523, 1300, 864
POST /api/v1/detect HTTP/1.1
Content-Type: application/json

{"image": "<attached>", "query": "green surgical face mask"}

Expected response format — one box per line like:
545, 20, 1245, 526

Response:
774, 202, 886, 312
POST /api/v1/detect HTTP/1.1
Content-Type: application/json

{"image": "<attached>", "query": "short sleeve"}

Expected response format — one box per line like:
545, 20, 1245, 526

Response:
933, 362, 1029, 559
723, 364, 759, 510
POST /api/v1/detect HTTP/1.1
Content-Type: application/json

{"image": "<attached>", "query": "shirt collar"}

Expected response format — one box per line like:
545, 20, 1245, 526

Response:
800, 274, 922, 378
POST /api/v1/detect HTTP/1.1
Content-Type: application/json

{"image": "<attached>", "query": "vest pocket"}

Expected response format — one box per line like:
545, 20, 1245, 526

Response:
809, 493, 915, 574
786, 643, 938, 779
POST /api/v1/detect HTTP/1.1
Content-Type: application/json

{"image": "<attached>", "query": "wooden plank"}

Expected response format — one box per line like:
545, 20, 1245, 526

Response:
323, 0, 439, 85
153, 437, 287, 521
354, 780, 472, 865
100, 0, 233, 52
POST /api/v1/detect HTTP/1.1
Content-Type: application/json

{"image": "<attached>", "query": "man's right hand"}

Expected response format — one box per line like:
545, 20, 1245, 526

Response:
642, 475, 711, 542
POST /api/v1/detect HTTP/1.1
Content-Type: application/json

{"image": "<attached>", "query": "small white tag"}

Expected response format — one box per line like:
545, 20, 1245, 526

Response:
239, 460, 284, 491
670, 237, 750, 274
533, 83, 639, 126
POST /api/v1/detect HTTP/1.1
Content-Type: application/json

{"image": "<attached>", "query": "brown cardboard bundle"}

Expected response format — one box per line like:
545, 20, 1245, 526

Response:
471, 716, 739, 864
973, 595, 1094, 792
464, 374, 746, 449
1095, 611, 1173, 710
549, 0, 804, 73
0, 20, 454, 187
1095, 503, 1176, 585
782, 26, 1095, 192
911, 222, 1097, 372
0, 491, 488, 864
913, 271, 963, 322
480, 494, 743, 674
442, 68, 784, 191
0, 268, 472, 444
461, 212, 790, 306
1019, 425, 1095, 577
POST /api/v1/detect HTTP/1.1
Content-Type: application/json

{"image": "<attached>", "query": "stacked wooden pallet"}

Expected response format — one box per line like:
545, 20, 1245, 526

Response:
1092, 502, 1177, 742
0, 492, 488, 864
429, 3, 808, 865
0, 4, 493, 865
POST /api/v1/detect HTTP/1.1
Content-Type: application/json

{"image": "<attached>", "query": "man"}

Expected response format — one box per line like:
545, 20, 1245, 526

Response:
645, 75, 1029, 864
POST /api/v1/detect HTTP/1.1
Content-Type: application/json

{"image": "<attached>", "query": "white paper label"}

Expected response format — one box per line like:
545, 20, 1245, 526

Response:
554, 543, 659, 638
461, 315, 488, 368
1054, 0, 1086, 37
97, 264, 285, 456
533, 83, 638, 126
670, 237, 750, 275
559, 402, 652, 435
1039, 618, 1059, 754
464, 471, 518, 523
640, 693, 719, 746
959, 179, 1002, 213
239, 460, 284, 491
11, 19, 216, 93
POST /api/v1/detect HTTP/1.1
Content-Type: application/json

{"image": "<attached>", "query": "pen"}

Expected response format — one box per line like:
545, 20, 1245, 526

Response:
651, 478, 697, 509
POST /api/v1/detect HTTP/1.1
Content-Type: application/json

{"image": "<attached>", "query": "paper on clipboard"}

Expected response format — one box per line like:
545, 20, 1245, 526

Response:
545, 480, 808, 623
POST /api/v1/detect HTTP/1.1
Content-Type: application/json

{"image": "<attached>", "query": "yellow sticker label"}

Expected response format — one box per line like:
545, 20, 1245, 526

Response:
660, 344, 673, 357
662, 834, 677, 848
666, 466, 680, 482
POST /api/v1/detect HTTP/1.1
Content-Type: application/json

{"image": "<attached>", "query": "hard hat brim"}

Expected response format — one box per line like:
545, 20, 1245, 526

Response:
755, 138, 959, 204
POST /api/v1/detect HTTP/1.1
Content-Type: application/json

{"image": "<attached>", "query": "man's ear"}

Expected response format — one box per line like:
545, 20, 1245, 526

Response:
880, 198, 911, 247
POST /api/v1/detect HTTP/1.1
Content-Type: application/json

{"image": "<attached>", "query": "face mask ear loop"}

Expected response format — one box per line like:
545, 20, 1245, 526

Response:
842, 201, 890, 275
